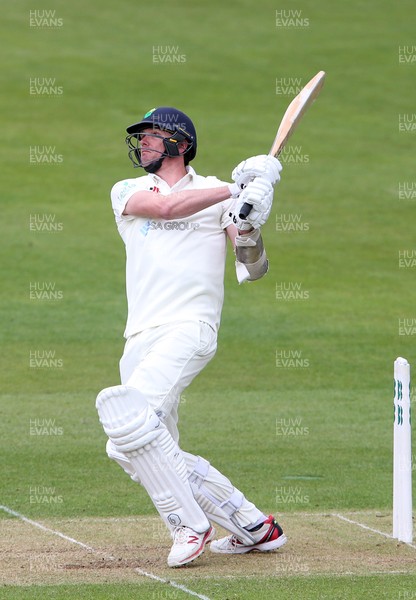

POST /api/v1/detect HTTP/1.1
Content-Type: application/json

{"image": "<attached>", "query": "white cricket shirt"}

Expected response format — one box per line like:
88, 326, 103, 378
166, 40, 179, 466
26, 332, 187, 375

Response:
111, 166, 234, 338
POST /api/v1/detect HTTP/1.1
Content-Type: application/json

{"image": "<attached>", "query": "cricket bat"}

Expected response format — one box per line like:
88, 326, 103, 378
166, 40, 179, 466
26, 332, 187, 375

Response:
239, 70, 326, 219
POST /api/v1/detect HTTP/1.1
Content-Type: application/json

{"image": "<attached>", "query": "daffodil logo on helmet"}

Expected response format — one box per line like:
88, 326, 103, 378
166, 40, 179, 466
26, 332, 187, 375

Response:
143, 108, 156, 119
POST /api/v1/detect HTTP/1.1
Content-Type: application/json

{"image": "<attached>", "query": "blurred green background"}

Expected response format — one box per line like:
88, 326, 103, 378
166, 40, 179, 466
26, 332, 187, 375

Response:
1, 0, 415, 596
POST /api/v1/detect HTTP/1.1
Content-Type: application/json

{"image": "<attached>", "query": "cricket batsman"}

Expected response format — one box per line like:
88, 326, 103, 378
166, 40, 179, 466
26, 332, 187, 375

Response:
96, 107, 287, 567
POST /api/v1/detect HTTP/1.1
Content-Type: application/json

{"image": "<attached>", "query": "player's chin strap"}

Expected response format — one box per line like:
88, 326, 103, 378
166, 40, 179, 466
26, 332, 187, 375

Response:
142, 157, 165, 174
185, 454, 258, 545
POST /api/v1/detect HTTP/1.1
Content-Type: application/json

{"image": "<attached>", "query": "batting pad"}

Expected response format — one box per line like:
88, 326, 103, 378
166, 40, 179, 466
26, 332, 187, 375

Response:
105, 438, 141, 484
96, 385, 210, 533
185, 453, 264, 544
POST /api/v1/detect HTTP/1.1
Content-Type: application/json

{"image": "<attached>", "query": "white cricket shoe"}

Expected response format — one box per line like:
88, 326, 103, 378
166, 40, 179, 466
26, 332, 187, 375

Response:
210, 515, 287, 554
167, 525, 215, 567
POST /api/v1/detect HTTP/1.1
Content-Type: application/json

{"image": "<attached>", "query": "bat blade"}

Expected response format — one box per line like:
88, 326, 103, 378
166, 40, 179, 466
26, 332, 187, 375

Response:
238, 70, 325, 220
269, 70, 326, 158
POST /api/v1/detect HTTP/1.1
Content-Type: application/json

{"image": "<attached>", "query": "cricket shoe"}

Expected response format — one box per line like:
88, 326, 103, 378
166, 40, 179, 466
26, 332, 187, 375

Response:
167, 525, 215, 567
210, 515, 287, 554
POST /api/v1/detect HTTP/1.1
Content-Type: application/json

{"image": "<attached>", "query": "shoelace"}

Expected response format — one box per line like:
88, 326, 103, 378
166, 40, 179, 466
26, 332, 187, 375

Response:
173, 526, 191, 544
220, 535, 242, 551
224, 524, 270, 550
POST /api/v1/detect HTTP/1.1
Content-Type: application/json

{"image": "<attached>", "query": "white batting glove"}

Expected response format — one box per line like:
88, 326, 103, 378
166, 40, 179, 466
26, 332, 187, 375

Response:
232, 155, 282, 189
231, 177, 274, 230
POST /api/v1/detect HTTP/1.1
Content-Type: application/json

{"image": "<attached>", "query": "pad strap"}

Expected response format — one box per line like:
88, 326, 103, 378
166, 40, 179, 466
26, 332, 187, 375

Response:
189, 456, 244, 516
188, 457, 219, 508
186, 455, 256, 544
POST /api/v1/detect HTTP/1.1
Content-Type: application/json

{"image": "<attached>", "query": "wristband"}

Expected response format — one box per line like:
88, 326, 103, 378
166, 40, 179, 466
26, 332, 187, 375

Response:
227, 182, 242, 198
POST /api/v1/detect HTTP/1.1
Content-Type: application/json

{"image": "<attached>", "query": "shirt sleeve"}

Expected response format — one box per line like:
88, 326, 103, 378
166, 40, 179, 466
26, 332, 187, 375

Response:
110, 179, 142, 221
110, 179, 148, 240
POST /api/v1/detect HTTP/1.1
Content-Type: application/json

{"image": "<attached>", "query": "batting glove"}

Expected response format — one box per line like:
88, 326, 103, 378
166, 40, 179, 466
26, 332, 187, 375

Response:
232, 155, 282, 189
231, 177, 274, 230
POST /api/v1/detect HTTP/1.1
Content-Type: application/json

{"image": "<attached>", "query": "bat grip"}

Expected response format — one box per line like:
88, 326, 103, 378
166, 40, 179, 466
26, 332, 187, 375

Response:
239, 202, 252, 219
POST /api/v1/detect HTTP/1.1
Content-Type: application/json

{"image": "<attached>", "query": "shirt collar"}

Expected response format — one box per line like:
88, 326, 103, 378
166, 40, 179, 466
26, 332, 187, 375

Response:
150, 165, 195, 191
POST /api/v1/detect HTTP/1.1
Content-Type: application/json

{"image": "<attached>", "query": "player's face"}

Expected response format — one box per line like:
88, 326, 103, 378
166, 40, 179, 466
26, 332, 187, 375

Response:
139, 128, 171, 164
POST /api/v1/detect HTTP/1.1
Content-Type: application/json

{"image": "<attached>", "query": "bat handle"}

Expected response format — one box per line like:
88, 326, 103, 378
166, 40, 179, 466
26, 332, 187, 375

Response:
239, 202, 252, 219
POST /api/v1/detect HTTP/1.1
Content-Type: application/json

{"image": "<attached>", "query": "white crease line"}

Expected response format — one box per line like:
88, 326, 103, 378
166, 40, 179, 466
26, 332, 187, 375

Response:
332, 513, 416, 549
0, 505, 95, 551
0, 505, 212, 600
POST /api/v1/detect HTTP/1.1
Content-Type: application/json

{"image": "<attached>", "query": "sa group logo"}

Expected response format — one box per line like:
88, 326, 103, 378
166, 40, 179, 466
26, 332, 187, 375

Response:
139, 220, 200, 236
149, 220, 200, 232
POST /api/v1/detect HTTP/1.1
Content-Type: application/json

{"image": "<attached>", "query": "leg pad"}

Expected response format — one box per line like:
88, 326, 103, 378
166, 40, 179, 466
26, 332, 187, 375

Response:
96, 386, 209, 533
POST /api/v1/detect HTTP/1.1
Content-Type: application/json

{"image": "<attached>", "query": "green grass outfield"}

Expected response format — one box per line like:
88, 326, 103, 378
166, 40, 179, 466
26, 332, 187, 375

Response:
1, 0, 416, 598
2, 576, 416, 600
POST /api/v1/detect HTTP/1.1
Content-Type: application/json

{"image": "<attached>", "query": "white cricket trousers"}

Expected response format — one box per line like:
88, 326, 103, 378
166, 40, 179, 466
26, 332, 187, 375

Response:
106, 319, 264, 533
119, 320, 217, 440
